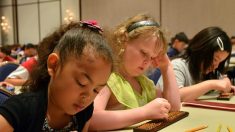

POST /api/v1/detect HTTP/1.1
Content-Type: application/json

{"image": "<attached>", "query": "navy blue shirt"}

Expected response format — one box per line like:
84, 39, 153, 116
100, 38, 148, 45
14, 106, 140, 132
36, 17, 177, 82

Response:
0, 88, 93, 132
167, 47, 179, 58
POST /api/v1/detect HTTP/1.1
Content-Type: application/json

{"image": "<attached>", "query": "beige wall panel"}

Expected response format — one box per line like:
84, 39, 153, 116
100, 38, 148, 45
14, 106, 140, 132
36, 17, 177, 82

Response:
82, 0, 160, 28
0, 7, 14, 45
61, 0, 80, 23
0, 0, 12, 5
0, 13, 1, 45
39, 1, 61, 40
17, 0, 37, 4
0, 25, 1, 45
18, 4, 39, 44
39, 0, 57, 2
162, 0, 235, 39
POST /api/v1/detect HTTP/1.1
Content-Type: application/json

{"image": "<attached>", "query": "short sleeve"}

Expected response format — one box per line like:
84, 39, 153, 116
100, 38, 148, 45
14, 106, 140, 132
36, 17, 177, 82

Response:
172, 60, 187, 88
76, 103, 94, 131
21, 57, 37, 73
79, 103, 94, 121
7, 66, 29, 80
156, 58, 189, 89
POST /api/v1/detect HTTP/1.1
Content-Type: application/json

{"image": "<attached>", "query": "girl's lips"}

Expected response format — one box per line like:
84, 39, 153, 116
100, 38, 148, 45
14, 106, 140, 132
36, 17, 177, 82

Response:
139, 67, 144, 71
73, 104, 85, 111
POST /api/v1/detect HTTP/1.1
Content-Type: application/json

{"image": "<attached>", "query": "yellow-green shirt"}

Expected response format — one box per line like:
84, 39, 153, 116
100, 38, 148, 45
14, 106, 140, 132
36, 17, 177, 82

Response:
107, 73, 156, 109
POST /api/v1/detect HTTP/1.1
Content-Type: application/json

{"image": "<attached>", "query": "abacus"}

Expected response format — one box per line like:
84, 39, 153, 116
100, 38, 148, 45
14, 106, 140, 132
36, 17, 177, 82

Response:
217, 92, 233, 100
133, 111, 189, 132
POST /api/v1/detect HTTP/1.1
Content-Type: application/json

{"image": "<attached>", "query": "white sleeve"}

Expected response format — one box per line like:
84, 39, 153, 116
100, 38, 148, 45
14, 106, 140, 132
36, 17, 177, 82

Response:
173, 62, 187, 88
156, 59, 187, 89
7, 65, 29, 80
156, 75, 163, 89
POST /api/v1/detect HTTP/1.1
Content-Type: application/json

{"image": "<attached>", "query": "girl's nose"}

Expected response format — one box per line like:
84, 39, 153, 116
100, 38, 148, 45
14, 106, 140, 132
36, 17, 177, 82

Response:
213, 63, 219, 70
143, 56, 153, 65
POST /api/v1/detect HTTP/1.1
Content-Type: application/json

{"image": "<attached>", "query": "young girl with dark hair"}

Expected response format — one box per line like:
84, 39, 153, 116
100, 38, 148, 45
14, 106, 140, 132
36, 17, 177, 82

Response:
157, 26, 235, 101
0, 21, 114, 132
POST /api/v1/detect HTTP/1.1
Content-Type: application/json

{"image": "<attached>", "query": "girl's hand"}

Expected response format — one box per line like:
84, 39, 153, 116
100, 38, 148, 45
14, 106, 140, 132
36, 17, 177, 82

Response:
230, 85, 235, 94
152, 53, 171, 72
217, 77, 232, 93
142, 98, 171, 120
0, 82, 14, 88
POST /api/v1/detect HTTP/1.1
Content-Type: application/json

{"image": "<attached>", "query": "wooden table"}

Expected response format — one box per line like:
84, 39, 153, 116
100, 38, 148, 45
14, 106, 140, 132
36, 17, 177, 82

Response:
109, 92, 235, 132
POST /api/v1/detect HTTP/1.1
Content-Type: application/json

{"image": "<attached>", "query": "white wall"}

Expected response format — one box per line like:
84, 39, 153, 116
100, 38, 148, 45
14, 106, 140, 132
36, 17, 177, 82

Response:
0, 1, 14, 45
81, 0, 235, 39
61, 0, 80, 23
39, 1, 61, 40
1, 0, 235, 44
0, 0, 80, 45
161, 0, 235, 39
0, 0, 12, 5
17, 3, 39, 44
82, 0, 160, 28
17, 0, 37, 4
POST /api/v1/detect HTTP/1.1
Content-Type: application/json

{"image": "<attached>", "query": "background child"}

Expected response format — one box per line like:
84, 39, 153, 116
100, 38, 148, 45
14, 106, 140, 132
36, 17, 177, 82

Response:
157, 26, 235, 101
4, 56, 38, 86
89, 14, 180, 131
0, 21, 114, 131
167, 32, 189, 58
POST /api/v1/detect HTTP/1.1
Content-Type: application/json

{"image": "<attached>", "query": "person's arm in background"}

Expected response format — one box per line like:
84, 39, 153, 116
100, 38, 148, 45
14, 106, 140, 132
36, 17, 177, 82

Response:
4, 78, 27, 86
180, 78, 233, 101
0, 81, 14, 87
163, 58, 233, 102
5, 56, 37, 86
4, 66, 28, 86
152, 54, 181, 111
0, 115, 13, 131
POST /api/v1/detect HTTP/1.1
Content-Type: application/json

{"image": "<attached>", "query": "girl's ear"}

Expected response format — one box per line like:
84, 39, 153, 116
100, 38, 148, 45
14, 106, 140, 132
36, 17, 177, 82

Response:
47, 53, 59, 77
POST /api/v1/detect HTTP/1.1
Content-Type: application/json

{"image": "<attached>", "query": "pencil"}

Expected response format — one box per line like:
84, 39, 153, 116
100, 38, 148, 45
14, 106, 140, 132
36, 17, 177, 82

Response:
217, 124, 222, 132
227, 126, 232, 132
185, 125, 208, 132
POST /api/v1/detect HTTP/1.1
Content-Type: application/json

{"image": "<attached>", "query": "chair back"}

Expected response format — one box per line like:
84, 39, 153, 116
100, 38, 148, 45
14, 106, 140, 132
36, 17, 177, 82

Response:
0, 87, 14, 105
0, 62, 19, 81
